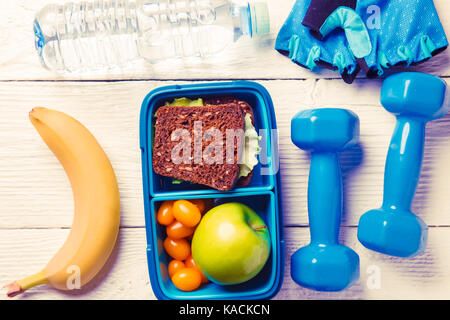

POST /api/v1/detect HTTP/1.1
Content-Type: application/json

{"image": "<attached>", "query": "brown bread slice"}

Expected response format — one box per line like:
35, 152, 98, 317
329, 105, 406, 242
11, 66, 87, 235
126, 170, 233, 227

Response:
205, 96, 255, 186
205, 96, 255, 124
152, 104, 245, 191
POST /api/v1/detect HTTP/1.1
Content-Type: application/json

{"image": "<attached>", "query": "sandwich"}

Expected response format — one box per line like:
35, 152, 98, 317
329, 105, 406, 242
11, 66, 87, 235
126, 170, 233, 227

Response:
152, 97, 260, 191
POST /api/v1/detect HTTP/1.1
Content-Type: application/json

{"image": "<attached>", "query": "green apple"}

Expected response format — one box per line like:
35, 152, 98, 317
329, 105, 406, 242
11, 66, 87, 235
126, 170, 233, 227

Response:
191, 202, 271, 285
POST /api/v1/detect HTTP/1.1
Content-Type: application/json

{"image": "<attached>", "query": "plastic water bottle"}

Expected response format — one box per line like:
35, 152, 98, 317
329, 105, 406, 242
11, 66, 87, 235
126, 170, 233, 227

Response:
33, 0, 270, 74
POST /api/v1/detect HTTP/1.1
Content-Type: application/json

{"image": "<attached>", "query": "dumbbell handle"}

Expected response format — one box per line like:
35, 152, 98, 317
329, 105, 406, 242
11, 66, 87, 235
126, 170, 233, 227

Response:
382, 116, 426, 210
308, 152, 342, 245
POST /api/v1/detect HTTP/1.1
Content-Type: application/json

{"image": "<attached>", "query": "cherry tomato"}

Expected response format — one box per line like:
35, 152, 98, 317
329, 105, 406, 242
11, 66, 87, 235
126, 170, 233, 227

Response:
185, 255, 209, 284
163, 237, 190, 260
190, 199, 205, 214
171, 268, 202, 292
166, 221, 195, 239
157, 200, 174, 226
168, 260, 185, 278
173, 200, 201, 227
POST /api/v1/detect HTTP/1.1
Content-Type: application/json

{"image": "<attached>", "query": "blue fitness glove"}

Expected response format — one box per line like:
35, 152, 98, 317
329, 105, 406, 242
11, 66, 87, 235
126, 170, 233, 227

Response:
356, 0, 448, 77
275, 0, 364, 83
276, 0, 448, 83
302, 0, 372, 60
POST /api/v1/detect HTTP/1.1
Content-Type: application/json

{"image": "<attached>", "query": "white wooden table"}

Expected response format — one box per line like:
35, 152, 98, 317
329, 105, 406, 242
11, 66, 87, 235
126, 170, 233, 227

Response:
1, 0, 450, 300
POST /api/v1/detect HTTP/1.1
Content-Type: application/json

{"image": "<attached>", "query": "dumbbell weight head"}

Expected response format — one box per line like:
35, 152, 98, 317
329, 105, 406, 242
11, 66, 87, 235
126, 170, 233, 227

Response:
358, 208, 428, 257
291, 243, 360, 292
291, 108, 360, 152
381, 72, 448, 119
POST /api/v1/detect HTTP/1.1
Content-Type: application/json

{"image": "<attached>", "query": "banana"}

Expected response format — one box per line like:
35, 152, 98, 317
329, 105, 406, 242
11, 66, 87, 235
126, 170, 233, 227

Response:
5, 107, 120, 297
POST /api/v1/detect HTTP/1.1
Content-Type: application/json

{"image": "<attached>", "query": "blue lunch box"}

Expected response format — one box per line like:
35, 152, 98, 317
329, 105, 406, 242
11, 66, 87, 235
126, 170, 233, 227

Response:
139, 81, 284, 300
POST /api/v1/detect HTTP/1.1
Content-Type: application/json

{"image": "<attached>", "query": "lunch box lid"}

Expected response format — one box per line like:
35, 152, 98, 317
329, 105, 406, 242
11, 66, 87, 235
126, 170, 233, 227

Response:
139, 81, 284, 300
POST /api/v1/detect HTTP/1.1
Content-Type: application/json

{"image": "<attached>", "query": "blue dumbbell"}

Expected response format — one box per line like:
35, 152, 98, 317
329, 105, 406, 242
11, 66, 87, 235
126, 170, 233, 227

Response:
358, 72, 448, 258
290, 108, 360, 292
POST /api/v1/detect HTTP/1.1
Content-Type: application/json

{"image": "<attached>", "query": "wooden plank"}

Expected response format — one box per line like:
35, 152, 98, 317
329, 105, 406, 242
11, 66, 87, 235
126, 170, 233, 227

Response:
282, 78, 450, 227
0, 227, 155, 300
0, 227, 449, 300
0, 81, 150, 228
1, 79, 450, 229
0, 79, 311, 228
278, 227, 450, 300
1, 0, 450, 81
